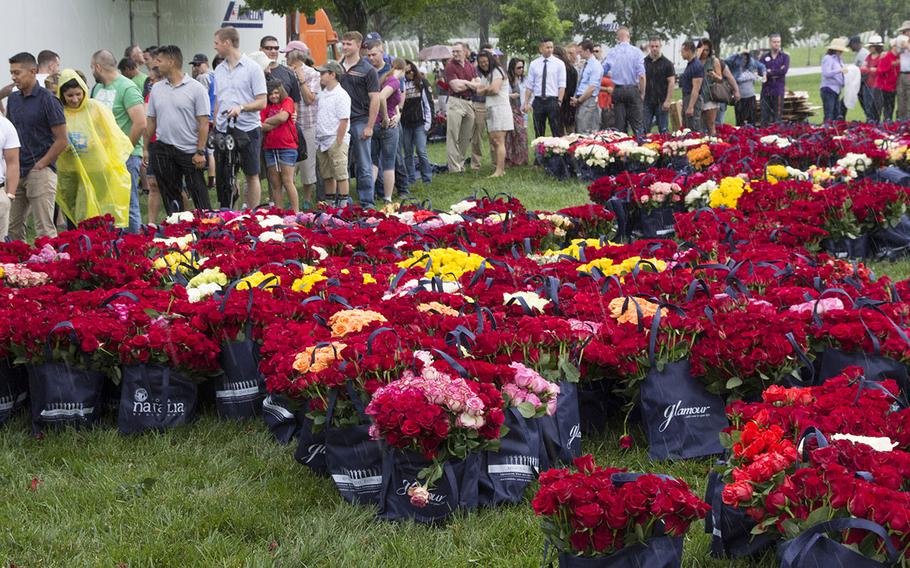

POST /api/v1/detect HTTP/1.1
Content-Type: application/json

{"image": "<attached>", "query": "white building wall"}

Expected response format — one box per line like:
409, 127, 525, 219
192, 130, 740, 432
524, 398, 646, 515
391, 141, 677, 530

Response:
0, 0, 132, 78
0, 0, 284, 85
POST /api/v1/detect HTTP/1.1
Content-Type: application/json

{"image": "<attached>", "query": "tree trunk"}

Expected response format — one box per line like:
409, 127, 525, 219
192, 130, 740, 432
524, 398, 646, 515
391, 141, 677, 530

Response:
333, 0, 370, 34
285, 11, 297, 42
707, 24, 723, 58
478, 3, 491, 47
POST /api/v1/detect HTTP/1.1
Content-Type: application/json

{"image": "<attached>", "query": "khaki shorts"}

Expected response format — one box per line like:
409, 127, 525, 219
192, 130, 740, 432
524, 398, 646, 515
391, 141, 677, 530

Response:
316, 143, 349, 181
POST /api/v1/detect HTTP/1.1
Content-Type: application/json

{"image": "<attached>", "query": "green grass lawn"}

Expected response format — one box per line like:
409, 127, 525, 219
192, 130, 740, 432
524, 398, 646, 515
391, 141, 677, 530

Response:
8, 124, 909, 566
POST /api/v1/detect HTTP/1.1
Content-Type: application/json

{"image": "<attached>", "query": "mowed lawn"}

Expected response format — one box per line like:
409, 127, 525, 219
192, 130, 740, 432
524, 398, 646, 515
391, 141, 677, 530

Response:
4, 109, 910, 566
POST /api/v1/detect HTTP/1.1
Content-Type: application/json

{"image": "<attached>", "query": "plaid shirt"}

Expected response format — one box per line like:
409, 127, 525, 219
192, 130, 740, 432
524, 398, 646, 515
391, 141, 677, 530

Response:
296, 64, 321, 129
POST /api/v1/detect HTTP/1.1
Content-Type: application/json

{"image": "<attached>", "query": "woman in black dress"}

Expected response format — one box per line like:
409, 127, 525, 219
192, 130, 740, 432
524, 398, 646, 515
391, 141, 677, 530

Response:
554, 46, 578, 134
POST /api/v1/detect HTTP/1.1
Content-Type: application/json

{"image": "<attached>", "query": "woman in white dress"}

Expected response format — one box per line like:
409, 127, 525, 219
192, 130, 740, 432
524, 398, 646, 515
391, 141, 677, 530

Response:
472, 51, 513, 178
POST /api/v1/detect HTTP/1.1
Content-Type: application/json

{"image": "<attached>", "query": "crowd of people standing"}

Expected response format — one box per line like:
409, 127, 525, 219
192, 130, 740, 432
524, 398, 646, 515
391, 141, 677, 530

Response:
1, 23, 909, 241
818, 22, 910, 123
0, 28, 446, 241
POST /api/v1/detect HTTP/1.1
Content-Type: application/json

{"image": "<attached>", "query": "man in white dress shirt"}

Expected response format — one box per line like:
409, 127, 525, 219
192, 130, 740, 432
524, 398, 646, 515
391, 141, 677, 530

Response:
522, 38, 566, 137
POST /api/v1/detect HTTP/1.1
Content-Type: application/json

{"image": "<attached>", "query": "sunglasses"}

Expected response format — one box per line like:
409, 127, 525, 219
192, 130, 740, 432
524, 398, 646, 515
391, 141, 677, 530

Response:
263, 46, 279, 51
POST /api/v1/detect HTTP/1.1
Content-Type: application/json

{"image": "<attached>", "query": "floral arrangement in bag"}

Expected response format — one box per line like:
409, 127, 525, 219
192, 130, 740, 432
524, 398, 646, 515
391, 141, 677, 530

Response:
532, 136, 573, 158
587, 168, 680, 206
690, 300, 812, 401
810, 305, 910, 365
717, 369, 910, 527
532, 455, 709, 558
7, 300, 124, 375
686, 145, 714, 170
660, 135, 714, 157
618, 141, 660, 166
364, 350, 505, 507
725, 368, 907, 450
633, 180, 684, 209
113, 297, 221, 378
570, 141, 615, 169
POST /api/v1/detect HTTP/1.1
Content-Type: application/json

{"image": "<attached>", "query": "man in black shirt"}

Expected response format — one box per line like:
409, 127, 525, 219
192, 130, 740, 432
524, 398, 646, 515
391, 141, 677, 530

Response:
260, 36, 301, 104
5, 52, 67, 240
642, 37, 676, 133
679, 41, 704, 132
339, 31, 380, 208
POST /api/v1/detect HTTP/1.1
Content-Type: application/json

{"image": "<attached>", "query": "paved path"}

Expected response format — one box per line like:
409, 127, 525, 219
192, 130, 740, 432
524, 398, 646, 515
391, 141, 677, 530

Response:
789, 66, 821, 76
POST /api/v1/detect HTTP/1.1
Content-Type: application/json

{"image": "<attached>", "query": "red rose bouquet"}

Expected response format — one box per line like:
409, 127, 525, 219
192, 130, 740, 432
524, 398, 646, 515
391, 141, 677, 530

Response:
533, 455, 709, 558
365, 350, 505, 506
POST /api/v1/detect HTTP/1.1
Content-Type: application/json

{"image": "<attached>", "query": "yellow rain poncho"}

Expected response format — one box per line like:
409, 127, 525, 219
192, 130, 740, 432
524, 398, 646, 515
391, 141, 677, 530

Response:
55, 69, 132, 226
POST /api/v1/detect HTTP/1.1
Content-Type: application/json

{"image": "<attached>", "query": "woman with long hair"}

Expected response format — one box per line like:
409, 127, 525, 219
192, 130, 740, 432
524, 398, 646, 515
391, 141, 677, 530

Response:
260, 80, 299, 211
372, 58, 406, 204
505, 57, 528, 166
55, 69, 132, 227
400, 60, 433, 185
554, 46, 578, 134
471, 51, 513, 177
697, 39, 722, 135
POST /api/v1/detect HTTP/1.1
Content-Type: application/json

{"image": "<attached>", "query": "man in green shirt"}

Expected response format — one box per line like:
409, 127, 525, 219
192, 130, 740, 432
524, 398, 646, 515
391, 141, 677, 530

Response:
118, 57, 148, 95
90, 49, 147, 232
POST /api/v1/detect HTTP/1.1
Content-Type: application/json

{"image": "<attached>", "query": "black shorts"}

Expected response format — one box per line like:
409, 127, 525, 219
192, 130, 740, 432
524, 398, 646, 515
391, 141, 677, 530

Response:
236, 126, 262, 176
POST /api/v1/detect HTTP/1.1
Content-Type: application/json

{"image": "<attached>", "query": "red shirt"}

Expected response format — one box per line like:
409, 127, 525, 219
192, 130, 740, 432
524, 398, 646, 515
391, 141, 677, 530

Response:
444, 59, 477, 97
598, 75, 614, 109
260, 97, 297, 150
876, 51, 900, 92
861, 53, 882, 88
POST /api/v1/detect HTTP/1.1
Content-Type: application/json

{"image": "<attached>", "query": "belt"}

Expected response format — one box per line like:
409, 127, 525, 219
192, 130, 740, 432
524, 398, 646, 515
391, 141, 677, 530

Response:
614, 84, 639, 88
535, 96, 558, 100
902, 71, 910, 74
451, 94, 473, 101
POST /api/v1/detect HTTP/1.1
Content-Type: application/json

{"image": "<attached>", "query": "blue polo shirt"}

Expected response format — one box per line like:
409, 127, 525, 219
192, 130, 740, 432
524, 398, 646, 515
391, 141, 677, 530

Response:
5, 84, 66, 176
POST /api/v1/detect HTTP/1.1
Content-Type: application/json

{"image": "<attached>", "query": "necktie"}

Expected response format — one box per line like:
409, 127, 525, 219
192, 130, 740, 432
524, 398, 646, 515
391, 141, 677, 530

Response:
541, 58, 548, 98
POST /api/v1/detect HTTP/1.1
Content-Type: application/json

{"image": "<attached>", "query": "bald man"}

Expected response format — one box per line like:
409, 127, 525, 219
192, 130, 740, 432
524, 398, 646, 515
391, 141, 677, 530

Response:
90, 49, 146, 232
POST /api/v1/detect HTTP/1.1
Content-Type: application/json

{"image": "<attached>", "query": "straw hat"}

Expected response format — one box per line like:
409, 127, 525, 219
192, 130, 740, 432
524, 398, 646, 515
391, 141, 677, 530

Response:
826, 37, 849, 52
899, 20, 910, 32
867, 34, 884, 46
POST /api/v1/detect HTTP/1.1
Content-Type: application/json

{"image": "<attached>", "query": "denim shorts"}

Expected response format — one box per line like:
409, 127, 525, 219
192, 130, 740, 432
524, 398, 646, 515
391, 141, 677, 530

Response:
371, 124, 401, 172
264, 147, 298, 168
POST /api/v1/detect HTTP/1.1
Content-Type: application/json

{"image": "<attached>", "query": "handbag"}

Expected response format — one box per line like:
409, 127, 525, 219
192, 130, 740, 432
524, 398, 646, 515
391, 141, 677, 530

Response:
295, 122, 307, 162
709, 59, 734, 104
710, 81, 734, 104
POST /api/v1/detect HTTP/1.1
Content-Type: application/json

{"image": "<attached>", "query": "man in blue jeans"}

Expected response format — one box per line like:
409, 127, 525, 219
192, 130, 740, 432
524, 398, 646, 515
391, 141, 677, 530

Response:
90, 49, 146, 231
338, 31, 380, 209
642, 37, 675, 133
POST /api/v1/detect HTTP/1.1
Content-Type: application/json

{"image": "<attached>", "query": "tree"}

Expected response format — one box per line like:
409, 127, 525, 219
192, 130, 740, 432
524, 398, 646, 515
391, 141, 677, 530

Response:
245, 0, 432, 37
558, 0, 672, 46
399, 2, 470, 50
640, 0, 823, 55
496, 0, 572, 57
809, 0, 905, 40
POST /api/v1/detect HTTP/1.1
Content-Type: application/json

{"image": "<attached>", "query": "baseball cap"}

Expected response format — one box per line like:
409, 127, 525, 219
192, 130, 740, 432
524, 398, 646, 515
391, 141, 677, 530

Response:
280, 40, 310, 53
365, 32, 382, 43
316, 60, 344, 76
189, 53, 208, 66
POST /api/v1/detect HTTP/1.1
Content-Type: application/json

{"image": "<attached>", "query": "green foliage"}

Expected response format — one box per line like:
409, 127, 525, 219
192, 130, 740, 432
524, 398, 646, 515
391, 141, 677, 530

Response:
495, 0, 572, 58
244, 0, 432, 36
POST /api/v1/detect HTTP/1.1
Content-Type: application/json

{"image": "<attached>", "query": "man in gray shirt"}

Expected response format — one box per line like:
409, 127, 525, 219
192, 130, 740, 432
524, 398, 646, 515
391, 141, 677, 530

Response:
144, 45, 211, 213
213, 26, 267, 209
